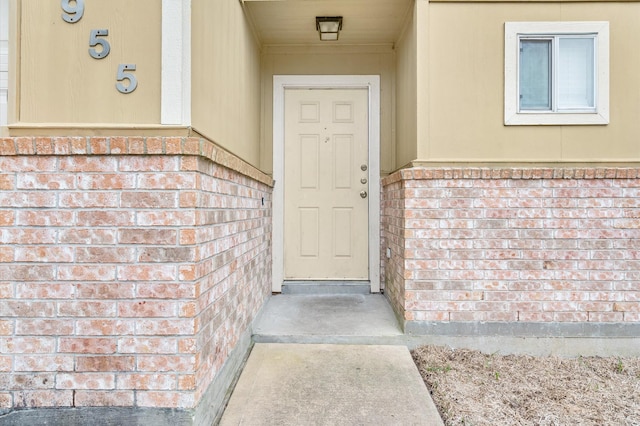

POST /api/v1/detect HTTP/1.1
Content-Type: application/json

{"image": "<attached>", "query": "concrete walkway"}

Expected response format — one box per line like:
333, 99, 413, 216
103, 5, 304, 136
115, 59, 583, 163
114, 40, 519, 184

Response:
218, 294, 444, 425
219, 343, 443, 425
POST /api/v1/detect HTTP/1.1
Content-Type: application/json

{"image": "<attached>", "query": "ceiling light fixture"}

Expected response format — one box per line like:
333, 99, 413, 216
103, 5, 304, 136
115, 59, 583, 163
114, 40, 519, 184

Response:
316, 16, 343, 41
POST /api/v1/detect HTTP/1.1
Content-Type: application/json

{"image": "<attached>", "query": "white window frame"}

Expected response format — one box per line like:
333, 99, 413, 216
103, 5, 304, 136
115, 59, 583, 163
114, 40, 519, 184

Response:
505, 21, 609, 126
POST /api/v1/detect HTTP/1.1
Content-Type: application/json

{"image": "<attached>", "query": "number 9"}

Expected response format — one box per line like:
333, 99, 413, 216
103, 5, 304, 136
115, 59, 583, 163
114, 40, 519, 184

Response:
61, 0, 85, 23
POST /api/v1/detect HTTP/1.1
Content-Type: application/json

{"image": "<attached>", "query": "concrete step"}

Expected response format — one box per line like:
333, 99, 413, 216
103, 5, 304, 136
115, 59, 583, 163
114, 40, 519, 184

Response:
253, 294, 404, 345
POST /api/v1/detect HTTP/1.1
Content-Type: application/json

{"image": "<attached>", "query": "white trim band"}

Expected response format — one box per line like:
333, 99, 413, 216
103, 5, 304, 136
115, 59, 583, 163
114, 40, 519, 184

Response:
161, 0, 191, 126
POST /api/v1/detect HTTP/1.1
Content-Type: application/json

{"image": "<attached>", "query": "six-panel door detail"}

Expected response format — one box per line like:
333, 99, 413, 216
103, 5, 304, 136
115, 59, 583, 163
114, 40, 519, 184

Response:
284, 88, 369, 280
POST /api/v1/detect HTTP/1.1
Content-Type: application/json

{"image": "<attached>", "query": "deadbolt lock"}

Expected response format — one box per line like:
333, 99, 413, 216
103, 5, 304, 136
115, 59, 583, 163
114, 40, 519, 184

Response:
360, 178, 368, 184
360, 164, 368, 171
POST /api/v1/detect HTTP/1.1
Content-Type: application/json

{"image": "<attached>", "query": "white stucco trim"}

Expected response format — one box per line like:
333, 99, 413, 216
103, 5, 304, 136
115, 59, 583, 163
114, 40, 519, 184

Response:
0, 0, 8, 128
273, 75, 381, 293
161, 0, 191, 125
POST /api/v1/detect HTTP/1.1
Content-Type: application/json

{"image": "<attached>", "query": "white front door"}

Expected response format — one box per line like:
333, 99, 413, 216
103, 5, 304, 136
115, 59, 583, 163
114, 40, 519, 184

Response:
272, 75, 381, 293
284, 88, 369, 280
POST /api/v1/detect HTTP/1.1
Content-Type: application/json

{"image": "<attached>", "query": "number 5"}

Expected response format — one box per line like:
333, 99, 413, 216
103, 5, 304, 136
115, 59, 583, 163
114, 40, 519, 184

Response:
116, 64, 138, 94
61, 0, 84, 23
89, 30, 110, 59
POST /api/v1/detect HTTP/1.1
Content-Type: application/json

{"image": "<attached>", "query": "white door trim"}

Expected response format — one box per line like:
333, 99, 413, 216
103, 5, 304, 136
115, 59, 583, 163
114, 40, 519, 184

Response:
273, 75, 381, 293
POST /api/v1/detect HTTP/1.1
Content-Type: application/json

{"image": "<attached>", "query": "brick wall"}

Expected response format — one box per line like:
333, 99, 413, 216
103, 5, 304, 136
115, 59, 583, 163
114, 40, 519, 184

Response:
382, 167, 640, 332
381, 179, 405, 320
0, 137, 272, 413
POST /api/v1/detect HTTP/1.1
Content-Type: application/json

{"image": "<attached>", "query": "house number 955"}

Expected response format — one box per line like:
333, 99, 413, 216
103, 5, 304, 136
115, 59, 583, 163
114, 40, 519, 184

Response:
61, 0, 138, 94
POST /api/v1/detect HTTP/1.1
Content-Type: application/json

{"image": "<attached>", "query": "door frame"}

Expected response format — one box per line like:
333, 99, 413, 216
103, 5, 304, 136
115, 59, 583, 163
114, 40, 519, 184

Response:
272, 75, 381, 293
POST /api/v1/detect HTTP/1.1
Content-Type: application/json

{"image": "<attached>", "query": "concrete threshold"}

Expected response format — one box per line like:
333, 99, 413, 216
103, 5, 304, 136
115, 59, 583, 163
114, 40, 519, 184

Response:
281, 281, 371, 295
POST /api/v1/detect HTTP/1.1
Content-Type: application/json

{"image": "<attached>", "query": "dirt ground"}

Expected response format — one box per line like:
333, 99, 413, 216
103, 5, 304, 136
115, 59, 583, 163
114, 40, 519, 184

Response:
412, 346, 640, 426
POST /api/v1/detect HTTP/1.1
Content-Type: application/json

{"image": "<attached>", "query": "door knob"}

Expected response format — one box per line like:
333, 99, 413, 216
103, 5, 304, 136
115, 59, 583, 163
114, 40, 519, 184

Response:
360, 191, 368, 199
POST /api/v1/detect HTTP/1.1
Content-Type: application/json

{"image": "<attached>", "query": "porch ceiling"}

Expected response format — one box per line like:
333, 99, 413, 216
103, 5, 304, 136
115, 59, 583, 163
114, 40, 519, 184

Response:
242, 0, 413, 46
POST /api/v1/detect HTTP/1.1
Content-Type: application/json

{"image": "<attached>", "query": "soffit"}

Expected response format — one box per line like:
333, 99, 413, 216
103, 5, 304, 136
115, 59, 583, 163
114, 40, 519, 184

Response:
242, 0, 413, 46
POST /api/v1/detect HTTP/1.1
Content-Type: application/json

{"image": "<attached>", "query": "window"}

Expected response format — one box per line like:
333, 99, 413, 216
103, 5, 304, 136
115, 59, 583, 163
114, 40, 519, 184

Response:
505, 22, 609, 125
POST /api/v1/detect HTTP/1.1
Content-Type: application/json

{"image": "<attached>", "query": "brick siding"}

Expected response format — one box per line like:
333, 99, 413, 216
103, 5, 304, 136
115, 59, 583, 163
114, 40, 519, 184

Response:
382, 167, 640, 327
0, 137, 272, 411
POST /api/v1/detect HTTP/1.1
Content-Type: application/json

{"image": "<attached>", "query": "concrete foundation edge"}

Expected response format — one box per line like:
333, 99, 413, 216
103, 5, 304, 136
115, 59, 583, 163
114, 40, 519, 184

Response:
194, 324, 254, 426
404, 320, 640, 337
253, 334, 640, 357
0, 407, 193, 426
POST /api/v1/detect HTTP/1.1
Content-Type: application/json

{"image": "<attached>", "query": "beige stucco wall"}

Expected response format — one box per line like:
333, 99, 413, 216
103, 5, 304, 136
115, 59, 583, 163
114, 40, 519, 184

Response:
395, 2, 418, 169
191, 0, 262, 167
422, 2, 640, 162
260, 46, 396, 175
12, 0, 639, 165
16, 0, 161, 125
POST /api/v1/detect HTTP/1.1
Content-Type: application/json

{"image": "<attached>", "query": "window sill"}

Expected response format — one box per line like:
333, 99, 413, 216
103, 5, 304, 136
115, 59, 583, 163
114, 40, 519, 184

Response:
504, 111, 609, 126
